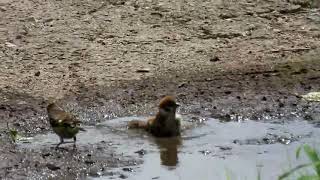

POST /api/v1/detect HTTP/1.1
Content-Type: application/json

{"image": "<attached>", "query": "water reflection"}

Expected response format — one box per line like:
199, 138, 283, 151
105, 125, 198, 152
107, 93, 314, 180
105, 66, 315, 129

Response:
154, 137, 182, 168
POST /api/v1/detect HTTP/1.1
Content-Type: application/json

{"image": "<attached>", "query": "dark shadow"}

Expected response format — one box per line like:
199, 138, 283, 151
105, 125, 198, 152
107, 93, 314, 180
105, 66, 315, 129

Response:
154, 137, 182, 168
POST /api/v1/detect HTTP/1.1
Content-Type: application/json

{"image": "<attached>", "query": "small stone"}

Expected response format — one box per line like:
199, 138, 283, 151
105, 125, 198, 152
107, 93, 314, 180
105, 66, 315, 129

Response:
97, 39, 106, 45
119, 174, 128, 179
278, 137, 291, 145
278, 102, 285, 108
219, 12, 237, 19
16, 35, 22, 39
84, 160, 95, 165
26, 17, 37, 22
34, 71, 40, 76
5, 42, 17, 48
136, 68, 150, 73
0, 6, 7, 11
210, 56, 220, 62
255, 8, 272, 14
233, 140, 240, 144
199, 150, 212, 155
134, 149, 147, 156
46, 163, 60, 171
122, 167, 133, 172
89, 165, 102, 177
41, 153, 51, 158
178, 82, 187, 88
246, 24, 257, 31
224, 91, 232, 95
302, 92, 320, 102
264, 108, 271, 113
279, 5, 301, 14
44, 18, 54, 23
219, 146, 232, 151
151, 24, 161, 28
103, 171, 115, 176
304, 114, 313, 121
262, 137, 271, 143
273, 29, 281, 33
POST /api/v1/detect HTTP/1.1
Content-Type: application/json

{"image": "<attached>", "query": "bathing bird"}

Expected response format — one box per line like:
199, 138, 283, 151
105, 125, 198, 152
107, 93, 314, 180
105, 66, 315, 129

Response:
128, 96, 181, 137
46, 103, 85, 148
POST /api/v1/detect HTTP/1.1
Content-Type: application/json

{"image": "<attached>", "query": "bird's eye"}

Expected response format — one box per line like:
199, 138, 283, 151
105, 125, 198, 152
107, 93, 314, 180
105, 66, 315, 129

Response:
164, 107, 171, 112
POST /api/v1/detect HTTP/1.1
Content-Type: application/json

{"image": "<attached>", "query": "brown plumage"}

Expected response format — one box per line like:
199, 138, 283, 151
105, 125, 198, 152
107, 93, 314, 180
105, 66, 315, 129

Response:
159, 96, 177, 109
127, 120, 148, 129
47, 103, 84, 148
128, 96, 181, 137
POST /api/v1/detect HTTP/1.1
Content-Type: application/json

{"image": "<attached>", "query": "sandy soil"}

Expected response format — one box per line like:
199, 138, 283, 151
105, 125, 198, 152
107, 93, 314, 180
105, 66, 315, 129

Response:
0, 0, 319, 179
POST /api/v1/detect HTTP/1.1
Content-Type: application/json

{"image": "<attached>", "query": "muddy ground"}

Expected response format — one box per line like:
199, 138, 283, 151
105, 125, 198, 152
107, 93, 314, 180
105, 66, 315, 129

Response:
0, 0, 320, 179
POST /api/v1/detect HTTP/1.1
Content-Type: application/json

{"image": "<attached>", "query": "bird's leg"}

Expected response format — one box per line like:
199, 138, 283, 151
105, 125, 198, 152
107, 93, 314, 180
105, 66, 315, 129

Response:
73, 136, 77, 149
56, 137, 64, 149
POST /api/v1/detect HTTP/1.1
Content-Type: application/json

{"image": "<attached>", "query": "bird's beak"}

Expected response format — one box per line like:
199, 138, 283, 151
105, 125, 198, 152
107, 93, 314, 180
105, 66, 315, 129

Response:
175, 103, 180, 107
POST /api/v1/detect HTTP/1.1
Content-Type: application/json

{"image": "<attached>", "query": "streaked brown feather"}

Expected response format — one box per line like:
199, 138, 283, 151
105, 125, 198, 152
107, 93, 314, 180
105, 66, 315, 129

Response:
47, 103, 80, 126
128, 120, 148, 129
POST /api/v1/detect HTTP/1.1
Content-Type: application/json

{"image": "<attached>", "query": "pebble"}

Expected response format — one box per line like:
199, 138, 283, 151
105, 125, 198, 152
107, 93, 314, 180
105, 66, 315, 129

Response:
136, 69, 150, 73
88, 165, 102, 177
34, 71, 40, 77
122, 167, 133, 172
279, 5, 301, 14
46, 163, 60, 171
0, 6, 6, 11
218, 146, 232, 151
210, 56, 220, 62
134, 149, 147, 156
5, 42, 17, 48
178, 82, 187, 88
199, 150, 212, 155
119, 174, 128, 179
219, 12, 238, 19
84, 160, 95, 165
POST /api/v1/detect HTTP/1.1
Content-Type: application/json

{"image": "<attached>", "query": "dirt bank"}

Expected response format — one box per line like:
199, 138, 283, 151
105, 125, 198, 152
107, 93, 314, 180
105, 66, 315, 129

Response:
0, 0, 319, 179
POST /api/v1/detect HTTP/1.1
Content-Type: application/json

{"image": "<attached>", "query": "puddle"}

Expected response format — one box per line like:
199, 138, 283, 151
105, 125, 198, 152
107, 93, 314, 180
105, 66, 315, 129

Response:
19, 117, 320, 180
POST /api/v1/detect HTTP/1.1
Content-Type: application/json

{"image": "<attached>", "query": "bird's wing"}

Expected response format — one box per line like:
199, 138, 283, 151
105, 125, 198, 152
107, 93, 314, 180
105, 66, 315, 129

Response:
61, 114, 81, 126
128, 120, 148, 129
147, 117, 156, 126
49, 111, 79, 127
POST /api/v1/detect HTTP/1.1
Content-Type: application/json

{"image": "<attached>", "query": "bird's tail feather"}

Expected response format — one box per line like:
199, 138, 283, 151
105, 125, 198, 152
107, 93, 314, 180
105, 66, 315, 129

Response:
128, 120, 148, 129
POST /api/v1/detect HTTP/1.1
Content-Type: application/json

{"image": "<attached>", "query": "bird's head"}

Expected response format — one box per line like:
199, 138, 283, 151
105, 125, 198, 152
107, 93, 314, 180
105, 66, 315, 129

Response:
158, 96, 179, 117
47, 103, 57, 112
46, 97, 57, 111
46, 102, 64, 116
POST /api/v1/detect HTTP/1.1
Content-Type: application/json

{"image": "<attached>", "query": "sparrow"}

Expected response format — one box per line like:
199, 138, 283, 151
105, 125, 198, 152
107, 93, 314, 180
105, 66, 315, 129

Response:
46, 103, 85, 148
128, 96, 181, 137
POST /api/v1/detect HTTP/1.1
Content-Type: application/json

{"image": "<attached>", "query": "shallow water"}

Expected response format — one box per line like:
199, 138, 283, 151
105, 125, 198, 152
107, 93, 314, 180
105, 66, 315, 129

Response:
19, 116, 320, 180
